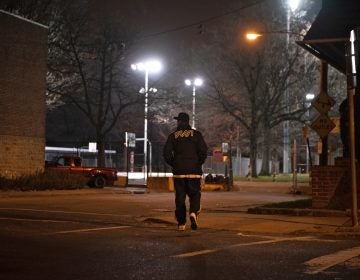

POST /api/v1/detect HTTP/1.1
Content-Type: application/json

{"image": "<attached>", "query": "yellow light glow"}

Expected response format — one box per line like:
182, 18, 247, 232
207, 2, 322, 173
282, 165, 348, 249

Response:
246, 33, 262, 40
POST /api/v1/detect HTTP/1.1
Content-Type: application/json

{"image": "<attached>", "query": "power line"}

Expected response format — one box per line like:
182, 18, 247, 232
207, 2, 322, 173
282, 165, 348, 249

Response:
140, 0, 267, 40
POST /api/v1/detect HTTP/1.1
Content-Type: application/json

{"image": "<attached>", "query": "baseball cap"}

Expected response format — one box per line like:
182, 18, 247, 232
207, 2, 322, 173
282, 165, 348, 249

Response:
174, 112, 190, 122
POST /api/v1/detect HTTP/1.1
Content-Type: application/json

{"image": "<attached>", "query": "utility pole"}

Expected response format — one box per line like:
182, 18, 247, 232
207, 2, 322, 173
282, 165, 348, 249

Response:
345, 29, 359, 227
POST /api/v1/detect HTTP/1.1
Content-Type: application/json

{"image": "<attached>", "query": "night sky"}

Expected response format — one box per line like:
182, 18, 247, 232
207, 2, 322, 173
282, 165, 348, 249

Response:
99, 0, 320, 57
86, 0, 322, 73
104, 0, 240, 33
91, 0, 265, 57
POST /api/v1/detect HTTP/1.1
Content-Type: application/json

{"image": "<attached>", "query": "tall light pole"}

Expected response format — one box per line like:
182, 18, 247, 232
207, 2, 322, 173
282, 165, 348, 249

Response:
283, 0, 300, 173
305, 93, 314, 173
247, 1, 301, 174
185, 78, 203, 129
131, 59, 162, 183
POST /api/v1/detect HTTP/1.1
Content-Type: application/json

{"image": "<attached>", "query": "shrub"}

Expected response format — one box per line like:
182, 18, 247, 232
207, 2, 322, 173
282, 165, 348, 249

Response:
0, 170, 88, 191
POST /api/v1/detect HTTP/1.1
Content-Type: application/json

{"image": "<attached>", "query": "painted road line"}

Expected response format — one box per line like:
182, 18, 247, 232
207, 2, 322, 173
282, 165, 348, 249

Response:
0, 208, 127, 217
0, 216, 131, 234
52, 226, 131, 234
237, 233, 338, 243
304, 246, 360, 274
0, 217, 75, 223
175, 249, 217, 258
173, 236, 318, 258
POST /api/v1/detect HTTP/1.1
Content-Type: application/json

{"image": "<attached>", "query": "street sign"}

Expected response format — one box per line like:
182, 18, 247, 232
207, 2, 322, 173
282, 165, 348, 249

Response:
312, 92, 335, 114
125, 132, 136, 148
88, 142, 97, 152
310, 114, 336, 138
222, 142, 229, 153
213, 147, 223, 163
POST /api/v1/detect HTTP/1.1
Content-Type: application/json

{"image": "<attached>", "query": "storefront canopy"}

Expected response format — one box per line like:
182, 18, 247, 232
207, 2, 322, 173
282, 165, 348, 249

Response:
297, 0, 360, 74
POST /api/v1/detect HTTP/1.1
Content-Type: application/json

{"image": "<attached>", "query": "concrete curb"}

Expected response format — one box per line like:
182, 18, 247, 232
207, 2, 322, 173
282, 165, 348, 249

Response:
248, 207, 349, 217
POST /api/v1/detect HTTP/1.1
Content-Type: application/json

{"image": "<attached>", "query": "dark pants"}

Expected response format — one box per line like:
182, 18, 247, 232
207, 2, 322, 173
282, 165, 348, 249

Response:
174, 178, 201, 225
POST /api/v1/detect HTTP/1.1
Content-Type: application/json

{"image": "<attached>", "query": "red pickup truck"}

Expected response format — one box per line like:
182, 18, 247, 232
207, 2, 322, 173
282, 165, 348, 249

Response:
45, 156, 118, 188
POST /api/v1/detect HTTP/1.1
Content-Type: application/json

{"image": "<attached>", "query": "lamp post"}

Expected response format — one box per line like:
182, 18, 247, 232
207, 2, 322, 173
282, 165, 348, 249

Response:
282, 0, 300, 174
305, 93, 314, 173
185, 78, 203, 129
246, 30, 301, 40
245, 1, 300, 174
131, 59, 162, 183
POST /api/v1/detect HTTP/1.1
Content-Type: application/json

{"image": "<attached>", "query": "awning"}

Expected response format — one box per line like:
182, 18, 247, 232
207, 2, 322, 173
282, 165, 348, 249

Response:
297, 0, 360, 74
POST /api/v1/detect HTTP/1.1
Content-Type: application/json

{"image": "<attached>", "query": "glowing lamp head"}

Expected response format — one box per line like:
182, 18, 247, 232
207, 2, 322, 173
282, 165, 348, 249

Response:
246, 33, 262, 40
306, 93, 315, 101
289, 0, 300, 12
131, 59, 162, 73
185, 78, 203, 87
194, 78, 203, 86
145, 60, 162, 73
185, 79, 192, 86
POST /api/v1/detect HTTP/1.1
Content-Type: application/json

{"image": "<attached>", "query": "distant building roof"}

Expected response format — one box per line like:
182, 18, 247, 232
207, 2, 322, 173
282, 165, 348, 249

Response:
297, 0, 360, 73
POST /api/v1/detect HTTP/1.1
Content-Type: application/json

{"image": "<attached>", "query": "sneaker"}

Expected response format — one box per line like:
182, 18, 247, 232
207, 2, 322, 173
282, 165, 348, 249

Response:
178, 224, 186, 231
190, 213, 198, 230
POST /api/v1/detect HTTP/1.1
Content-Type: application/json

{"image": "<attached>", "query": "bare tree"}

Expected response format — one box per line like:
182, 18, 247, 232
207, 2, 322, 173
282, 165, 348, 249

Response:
1, 0, 143, 166
194, 10, 317, 176
47, 2, 140, 167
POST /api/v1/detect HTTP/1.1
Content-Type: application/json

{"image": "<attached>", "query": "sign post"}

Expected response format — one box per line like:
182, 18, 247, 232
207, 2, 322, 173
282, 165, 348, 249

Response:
310, 89, 336, 166
125, 132, 136, 186
310, 114, 336, 138
312, 91, 335, 114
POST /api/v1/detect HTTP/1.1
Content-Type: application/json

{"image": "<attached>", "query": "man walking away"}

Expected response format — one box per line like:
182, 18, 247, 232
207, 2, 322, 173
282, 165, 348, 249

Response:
163, 112, 208, 231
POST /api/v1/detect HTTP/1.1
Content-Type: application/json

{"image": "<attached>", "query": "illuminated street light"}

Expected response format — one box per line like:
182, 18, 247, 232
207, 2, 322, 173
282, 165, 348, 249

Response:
289, 0, 300, 12
245, 3, 301, 174
305, 93, 315, 101
246, 33, 263, 40
245, 31, 303, 41
283, 0, 301, 174
304, 93, 314, 173
305, 92, 315, 115
184, 78, 203, 129
139, 87, 157, 94
245, 28, 296, 174
131, 59, 162, 183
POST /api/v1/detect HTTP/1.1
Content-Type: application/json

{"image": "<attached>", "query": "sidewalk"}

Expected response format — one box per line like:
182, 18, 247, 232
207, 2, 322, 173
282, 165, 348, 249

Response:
152, 204, 360, 238
1, 182, 359, 237
150, 181, 360, 238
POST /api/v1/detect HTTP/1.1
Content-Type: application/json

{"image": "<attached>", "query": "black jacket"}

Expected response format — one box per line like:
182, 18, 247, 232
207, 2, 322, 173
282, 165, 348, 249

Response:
163, 124, 207, 175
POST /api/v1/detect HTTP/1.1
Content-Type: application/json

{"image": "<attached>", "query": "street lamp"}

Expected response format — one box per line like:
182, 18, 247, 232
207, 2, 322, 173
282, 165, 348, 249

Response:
305, 93, 315, 117
288, 0, 300, 12
184, 78, 203, 129
246, 31, 301, 41
304, 93, 314, 173
131, 59, 162, 182
245, 1, 301, 174
305, 93, 315, 101
284, 0, 300, 174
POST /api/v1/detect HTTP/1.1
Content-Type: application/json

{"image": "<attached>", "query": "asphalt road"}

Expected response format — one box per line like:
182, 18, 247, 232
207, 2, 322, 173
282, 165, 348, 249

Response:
0, 189, 359, 280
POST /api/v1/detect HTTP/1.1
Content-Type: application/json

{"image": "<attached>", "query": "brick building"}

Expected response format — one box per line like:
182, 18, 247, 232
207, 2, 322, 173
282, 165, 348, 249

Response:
0, 10, 48, 178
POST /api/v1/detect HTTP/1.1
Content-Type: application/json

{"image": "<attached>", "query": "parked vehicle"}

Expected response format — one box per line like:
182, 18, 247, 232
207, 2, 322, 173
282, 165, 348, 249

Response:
45, 155, 117, 188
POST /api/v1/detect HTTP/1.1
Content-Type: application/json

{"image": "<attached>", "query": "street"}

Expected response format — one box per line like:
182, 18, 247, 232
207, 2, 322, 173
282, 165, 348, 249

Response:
0, 186, 359, 280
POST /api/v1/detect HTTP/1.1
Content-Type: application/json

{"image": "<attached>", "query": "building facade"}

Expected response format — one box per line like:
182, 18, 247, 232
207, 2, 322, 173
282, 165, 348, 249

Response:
0, 10, 48, 178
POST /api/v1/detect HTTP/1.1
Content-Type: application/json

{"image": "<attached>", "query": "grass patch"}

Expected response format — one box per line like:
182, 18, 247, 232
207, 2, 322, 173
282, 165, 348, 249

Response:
261, 199, 312, 209
0, 170, 88, 191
